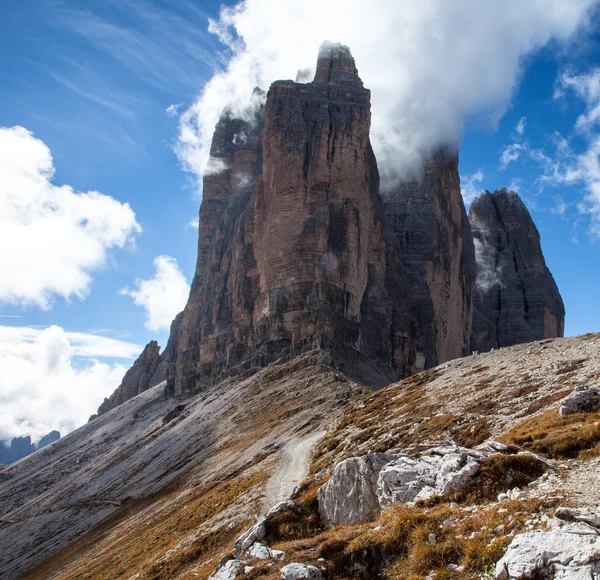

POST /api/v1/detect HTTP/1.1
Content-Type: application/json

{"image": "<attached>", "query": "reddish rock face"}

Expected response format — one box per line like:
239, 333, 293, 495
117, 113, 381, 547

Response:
469, 189, 565, 352
171, 43, 412, 396
382, 150, 476, 371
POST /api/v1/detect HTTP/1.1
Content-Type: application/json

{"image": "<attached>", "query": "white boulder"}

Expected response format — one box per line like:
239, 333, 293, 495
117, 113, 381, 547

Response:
209, 559, 245, 580
246, 542, 285, 561
559, 386, 600, 416
232, 501, 295, 558
377, 446, 482, 508
232, 518, 266, 559
280, 562, 323, 579
317, 452, 398, 527
495, 525, 600, 579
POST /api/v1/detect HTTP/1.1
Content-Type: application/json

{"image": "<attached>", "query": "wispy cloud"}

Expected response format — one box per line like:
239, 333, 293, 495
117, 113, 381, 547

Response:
499, 143, 524, 169
461, 169, 485, 205
496, 68, 600, 239
55, 0, 219, 93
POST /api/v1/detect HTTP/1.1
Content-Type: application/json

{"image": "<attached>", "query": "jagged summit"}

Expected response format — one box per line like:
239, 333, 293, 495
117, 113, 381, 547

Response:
313, 41, 363, 86
470, 188, 565, 352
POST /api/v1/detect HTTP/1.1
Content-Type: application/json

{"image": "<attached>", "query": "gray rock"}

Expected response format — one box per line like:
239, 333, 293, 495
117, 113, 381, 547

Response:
209, 559, 245, 580
377, 446, 481, 507
559, 387, 600, 416
246, 542, 272, 560
246, 542, 285, 561
233, 501, 295, 559
495, 527, 600, 579
555, 507, 600, 529
232, 518, 267, 559
280, 563, 323, 580
469, 189, 565, 353
383, 149, 476, 370
317, 453, 398, 527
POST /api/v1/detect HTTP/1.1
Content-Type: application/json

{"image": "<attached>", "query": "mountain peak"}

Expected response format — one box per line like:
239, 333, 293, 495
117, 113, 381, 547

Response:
313, 41, 363, 86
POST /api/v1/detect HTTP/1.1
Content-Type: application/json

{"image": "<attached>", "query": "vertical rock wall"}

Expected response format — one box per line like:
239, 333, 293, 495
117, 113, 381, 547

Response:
382, 150, 476, 370
469, 189, 565, 352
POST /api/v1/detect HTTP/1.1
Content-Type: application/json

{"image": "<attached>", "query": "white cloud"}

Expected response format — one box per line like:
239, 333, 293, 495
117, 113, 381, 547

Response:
0, 126, 141, 309
500, 143, 524, 169
166, 103, 182, 117
558, 69, 600, 131
460, 169, 484, 205
175, 0, 595, 191
121, 255, 189, 332
187, 217, 199, 229
527, 69, 600, 237
516, 116, 527, 136
0, 325, 140, 442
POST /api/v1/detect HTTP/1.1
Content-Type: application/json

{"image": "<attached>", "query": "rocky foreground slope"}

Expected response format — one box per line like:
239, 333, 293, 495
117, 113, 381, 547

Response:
2, 334, 600, 579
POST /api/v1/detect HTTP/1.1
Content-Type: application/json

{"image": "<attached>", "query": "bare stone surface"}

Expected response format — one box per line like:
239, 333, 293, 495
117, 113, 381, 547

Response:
280, 562, 323, 580
382, 149, 476, 371
495, 525, 600, 579
317, 452, 398, 527
376, 445, 482, 507
469, 189, 565, 353
559, 386, 600, 416
317, 446, 485, 528
208, 559, 245, 580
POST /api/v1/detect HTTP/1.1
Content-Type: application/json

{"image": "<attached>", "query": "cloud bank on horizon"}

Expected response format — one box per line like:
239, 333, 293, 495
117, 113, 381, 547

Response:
176, 0, 597, 191
0, 325, 140, 443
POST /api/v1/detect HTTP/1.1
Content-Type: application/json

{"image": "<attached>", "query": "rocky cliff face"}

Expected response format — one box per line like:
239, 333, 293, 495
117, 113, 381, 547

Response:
97, 313, 183, 415
382, 150, 476, 370
171, 42, 413, 396
469, 189, 565, 352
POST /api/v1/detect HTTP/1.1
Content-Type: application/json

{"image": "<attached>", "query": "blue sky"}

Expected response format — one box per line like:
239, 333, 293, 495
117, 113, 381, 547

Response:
0, 0, 599, 441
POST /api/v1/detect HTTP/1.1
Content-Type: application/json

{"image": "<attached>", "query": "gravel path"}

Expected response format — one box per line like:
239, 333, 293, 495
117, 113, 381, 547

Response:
261, 431, 326, 513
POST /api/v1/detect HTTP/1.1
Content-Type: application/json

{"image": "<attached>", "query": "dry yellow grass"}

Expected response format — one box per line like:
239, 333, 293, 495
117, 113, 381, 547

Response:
499, 409, 600, 459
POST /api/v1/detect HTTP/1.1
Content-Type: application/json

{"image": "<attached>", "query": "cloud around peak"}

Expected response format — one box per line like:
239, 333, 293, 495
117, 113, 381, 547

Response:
176, 0, 596, 192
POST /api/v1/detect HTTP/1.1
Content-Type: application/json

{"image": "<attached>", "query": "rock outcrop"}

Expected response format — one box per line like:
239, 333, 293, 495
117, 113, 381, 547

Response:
382, 150, 476, 370
171, 42, 414, 396
317, 445, 487, 528
280, 563, 323, 580
377, 446, 482, 507
97, 312, 183, 415
469, 189, 565, 353
495, 510, 600, 580
559, 386, 600, 416
317, 452, 397, 527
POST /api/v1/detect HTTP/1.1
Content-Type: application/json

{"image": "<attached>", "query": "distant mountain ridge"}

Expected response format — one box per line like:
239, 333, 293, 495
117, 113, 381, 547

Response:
0, 430, 60, 465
